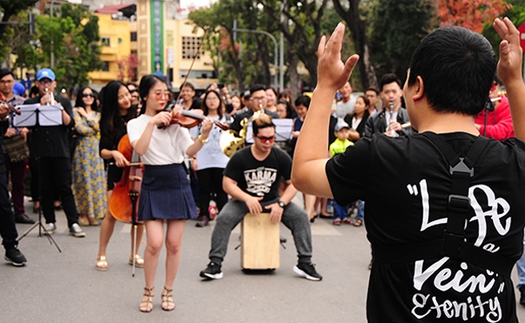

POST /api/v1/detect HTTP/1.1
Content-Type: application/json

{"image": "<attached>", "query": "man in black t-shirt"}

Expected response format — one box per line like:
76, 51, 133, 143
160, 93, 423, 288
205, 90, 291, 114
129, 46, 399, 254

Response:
200, 114, 322, 281
293, 19, 525, 322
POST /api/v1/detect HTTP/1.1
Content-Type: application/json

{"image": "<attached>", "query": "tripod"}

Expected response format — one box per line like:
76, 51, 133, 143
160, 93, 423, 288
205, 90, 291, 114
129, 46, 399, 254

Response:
15, 103, 63, 252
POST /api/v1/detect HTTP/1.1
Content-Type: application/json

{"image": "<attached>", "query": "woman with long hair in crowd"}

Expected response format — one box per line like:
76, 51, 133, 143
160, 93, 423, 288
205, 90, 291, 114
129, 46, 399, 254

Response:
127, 74, 211, 312
344, 94, 370, 143
190, 89, 231, 227
72, 86, 106, 226
96, 80, 145, 271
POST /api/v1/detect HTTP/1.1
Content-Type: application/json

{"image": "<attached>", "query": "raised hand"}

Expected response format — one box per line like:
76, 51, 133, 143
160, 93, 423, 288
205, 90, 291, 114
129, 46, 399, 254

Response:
493, 17, 523, 86
316, 23, 360, 92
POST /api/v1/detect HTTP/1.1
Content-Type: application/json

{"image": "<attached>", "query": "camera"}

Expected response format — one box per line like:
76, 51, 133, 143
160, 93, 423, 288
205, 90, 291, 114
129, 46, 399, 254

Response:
218, 83, 225, 89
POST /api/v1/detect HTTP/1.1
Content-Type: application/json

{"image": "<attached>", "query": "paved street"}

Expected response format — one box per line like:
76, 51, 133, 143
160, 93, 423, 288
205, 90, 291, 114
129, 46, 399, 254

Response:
3, 197, 525, 322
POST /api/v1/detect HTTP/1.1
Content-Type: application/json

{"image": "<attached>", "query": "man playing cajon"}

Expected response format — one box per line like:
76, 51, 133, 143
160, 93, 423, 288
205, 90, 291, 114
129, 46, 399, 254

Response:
199, 114, 322, 281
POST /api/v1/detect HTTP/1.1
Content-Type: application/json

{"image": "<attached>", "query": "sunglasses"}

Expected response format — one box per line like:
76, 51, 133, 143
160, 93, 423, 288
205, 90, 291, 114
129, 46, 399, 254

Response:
256, 135, 276, 143
490, 82, 498, 92
154, 91, 171, 100
82, 93, 96, 98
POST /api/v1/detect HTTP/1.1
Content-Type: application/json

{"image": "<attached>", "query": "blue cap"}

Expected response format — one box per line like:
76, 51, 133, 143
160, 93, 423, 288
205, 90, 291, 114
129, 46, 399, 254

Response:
36, 68, 55, 81
12, 82, 25, 95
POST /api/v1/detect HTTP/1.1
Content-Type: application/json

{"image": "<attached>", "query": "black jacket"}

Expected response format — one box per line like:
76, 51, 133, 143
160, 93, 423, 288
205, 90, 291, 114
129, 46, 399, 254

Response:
23, 95, 75, 159
363, 107, 414, 138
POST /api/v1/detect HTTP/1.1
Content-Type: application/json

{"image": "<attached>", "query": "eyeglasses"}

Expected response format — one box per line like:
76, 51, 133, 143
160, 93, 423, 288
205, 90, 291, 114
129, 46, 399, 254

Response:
154, 91, 171, 100
490, 82, 498, 92
82, 93, 95, 98
0, 79, 14, 85
251, 96, 266, 101
256, 135, 275, 143
38, 79, 53, 85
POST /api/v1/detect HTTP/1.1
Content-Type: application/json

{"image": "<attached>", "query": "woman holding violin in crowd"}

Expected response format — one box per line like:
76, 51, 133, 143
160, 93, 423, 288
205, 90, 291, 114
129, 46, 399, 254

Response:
127, 74, 212, 312
96, 80, 145, 271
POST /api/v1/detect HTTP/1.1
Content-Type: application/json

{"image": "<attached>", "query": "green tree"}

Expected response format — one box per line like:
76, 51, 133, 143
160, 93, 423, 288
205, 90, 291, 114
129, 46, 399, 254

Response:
332, 0, 377, 89
0, 0, 38, 38
260, 0, 330, 94
189, 0, 277, 92
369, 0, 436, 83
36, 2, 103, 94
0, 0, 38, 65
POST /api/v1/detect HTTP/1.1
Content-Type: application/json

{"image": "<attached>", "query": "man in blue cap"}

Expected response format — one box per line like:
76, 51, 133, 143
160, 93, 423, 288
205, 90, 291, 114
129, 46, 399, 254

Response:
23, 68, 85, 237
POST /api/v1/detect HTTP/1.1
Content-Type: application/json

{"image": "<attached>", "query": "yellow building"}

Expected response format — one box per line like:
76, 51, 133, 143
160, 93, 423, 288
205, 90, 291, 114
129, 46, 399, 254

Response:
88, 11, 133, 87
89, 1, 217, 90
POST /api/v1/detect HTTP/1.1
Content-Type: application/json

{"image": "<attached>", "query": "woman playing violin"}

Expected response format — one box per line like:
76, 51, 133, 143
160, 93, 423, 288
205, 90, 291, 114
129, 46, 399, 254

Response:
96, 80, 145, 271
127, 75, 212, 313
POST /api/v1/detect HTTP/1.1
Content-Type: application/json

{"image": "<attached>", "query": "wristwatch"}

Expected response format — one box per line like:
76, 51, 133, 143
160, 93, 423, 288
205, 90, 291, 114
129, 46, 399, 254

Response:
197, 135, 208, 144
278, 201, 286, 208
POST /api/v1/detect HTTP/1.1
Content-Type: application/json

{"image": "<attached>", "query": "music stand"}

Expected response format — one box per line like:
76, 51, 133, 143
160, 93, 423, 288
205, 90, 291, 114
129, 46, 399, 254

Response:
245, 119, 293, 143
15, 103, 63, 252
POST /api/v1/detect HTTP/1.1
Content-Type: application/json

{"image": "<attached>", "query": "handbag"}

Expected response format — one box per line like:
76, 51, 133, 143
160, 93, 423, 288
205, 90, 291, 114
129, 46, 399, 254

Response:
4, 134, 29, 163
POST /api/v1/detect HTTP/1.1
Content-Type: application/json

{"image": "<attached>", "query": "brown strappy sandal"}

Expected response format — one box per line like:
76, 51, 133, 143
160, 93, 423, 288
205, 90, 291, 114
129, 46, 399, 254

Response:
161, 286, 175, 311
139, 287, 154, 313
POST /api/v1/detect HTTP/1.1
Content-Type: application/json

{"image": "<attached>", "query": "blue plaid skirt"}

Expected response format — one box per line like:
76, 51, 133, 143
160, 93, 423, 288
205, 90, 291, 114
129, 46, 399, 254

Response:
138, 163, 198, 221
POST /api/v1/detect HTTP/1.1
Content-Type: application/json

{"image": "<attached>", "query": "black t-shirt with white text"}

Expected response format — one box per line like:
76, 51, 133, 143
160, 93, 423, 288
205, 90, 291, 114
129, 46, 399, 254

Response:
224, 146, 291, 204
326, 132, 525, 323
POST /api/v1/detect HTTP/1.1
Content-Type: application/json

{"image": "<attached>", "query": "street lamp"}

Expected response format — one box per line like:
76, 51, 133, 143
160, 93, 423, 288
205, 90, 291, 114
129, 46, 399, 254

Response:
232, 27, 281, 90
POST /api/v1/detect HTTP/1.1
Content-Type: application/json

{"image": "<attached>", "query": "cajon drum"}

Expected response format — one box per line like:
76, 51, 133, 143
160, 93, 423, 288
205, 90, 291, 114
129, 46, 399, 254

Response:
241, 213, 280, 269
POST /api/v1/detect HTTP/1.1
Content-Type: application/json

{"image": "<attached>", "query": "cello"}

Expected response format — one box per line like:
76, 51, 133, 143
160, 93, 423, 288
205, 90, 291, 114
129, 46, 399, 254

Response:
108, 134, 143, 224
108, 134, 143, 276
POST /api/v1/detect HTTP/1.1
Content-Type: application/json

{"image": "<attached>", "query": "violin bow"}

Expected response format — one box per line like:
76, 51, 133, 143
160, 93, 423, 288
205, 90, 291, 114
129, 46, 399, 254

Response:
173, 28, 209, 105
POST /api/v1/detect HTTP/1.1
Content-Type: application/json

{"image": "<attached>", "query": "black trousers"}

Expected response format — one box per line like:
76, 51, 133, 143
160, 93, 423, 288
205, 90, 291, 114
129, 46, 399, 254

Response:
38, 157, 78, 228
0, 172, 18, 250
197, 167, 228, 219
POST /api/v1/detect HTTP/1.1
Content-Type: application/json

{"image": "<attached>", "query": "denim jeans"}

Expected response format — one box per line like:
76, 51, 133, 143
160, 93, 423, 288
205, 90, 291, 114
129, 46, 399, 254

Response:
356, 200, 365, 221
208, 198, 313, 265
333, 202, 349, 220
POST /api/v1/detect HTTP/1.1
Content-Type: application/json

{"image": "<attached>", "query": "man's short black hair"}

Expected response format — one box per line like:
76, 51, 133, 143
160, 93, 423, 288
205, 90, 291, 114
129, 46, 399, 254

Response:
379, 73, 402, 92
250, 84, 266, 95
407, 26, 496, 116
0, 68, 14, 80
365, 87, 379, 95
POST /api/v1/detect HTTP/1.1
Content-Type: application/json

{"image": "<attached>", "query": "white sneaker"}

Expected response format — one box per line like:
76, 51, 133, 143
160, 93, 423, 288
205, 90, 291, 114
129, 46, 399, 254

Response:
69, 223, 85, 238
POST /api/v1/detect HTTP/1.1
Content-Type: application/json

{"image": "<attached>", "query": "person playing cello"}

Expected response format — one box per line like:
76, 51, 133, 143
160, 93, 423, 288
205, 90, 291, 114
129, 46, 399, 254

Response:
97, 80, 145, 271
127, 74, 212, 312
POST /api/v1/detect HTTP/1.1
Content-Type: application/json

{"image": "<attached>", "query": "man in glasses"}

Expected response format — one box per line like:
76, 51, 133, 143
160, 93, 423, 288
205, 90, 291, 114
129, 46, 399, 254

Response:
229, 84, 279, 133
0, 69, 33, 225
0, 69, 28, 266
23, 68, 85, 238
200, 114, 322, 281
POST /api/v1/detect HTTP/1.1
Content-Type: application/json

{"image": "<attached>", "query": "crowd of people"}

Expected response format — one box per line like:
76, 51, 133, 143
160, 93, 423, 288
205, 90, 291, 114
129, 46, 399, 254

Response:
1, 17, 525, 321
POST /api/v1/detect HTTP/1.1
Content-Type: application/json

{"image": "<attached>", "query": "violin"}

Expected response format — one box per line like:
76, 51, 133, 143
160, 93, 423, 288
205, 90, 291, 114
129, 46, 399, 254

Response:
0, 92, 21, 115
108, 134, 143, 224
162, 104, 229, 131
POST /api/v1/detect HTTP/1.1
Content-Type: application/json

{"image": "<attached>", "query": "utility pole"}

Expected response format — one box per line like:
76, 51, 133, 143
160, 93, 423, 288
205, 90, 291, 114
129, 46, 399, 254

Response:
50, 0, 54, 69
232, 27, 279, 90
